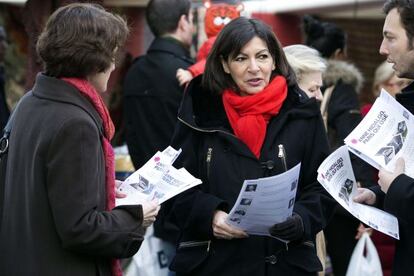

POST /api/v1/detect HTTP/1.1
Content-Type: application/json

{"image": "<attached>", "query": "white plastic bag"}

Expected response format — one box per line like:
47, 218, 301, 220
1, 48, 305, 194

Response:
346, 232, 383, 276
123, 225, 173, 276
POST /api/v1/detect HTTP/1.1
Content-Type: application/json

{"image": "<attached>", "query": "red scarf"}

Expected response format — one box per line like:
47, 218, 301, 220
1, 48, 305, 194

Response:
222, 76, 288, 158
61, 78, 121, 276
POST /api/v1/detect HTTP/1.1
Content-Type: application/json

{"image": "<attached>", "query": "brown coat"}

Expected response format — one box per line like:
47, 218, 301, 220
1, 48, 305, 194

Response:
0, 74, 144, 276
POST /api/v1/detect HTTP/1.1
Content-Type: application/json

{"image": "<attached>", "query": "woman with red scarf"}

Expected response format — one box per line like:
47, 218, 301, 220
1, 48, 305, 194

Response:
0, 4, 159, 276
169, 17, 335, 276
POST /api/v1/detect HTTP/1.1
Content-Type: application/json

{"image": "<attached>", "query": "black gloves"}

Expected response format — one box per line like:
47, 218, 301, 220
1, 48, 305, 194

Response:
269, 212, 304, 241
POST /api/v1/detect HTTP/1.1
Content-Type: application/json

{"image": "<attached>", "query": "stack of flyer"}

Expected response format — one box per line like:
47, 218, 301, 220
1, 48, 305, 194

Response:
317, 146, 399, 239
317, 90, 408, 239
344, 90, 414, 177
116, 146, 202, 206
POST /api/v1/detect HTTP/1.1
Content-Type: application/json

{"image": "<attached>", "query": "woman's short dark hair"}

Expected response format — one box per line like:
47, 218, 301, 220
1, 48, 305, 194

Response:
203, 17, 295, 95
303, 15, 346, 58
384, 0, 414, 49
36, 3, 129, 78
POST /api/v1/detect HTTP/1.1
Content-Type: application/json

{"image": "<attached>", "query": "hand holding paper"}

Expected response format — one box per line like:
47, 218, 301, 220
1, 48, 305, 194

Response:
269, 213, 304, 241
378, 157, 405, 193
353, 188, 376, 205
212, 210, 248, 240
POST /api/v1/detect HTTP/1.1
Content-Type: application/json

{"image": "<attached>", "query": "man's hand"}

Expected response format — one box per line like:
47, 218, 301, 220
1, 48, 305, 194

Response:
353, 188, 376, 205
378, 157, 405, 193
212, 210, 248, 240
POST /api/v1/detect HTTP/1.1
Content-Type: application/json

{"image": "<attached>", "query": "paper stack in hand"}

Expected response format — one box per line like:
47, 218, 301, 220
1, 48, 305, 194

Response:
317, 146, 399, 239
116, 146, 202, 206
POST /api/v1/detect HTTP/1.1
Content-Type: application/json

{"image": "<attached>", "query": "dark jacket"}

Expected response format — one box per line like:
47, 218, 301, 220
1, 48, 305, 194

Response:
123, 37, 193, 170
123, 37, 193, 243
169, 77, 335, 276
0, 66, 9, 130
0, 74, 144, 276
371, 81, 414, 276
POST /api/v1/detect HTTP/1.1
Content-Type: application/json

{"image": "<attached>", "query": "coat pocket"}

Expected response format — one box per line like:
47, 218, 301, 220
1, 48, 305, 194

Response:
284, 240, 323, 272
170, 240, 211, 274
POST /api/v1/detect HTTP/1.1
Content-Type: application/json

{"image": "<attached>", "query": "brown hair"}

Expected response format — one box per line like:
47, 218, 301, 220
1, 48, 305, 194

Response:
36, 3, 129, 78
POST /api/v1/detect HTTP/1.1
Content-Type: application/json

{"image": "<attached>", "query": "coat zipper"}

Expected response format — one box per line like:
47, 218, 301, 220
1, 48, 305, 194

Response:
206, 147, 213, 179
177, 117, 238, 138
278, 144, 289, 251
278, 144, 288, 172
178, 240, 211, 252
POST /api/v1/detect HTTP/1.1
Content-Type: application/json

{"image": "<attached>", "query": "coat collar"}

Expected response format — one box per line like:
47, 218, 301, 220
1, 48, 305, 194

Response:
396, 81, 414, 115
148, 37, 192, 63
32, 73, 103, 133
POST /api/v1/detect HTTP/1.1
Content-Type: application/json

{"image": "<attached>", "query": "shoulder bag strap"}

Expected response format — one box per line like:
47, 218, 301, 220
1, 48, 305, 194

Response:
320, 85, 335, 131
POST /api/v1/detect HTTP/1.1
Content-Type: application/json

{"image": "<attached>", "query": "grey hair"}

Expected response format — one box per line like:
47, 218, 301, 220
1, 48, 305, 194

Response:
284, 44, 327, 83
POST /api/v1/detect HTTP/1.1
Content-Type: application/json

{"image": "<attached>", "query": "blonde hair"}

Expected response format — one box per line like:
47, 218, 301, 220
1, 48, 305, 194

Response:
373, 61, 395, 91
284, 44, 327, 83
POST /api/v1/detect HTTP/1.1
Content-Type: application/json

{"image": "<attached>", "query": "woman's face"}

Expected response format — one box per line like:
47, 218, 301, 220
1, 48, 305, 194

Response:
88, 61, 115, 93
298, 71, 323, 101
222, 36, 275, 96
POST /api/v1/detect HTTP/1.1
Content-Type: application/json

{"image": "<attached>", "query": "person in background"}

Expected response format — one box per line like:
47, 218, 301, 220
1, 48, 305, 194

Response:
284, 44, 326, 102
176, 0, 242, 86
0, 26, 9, 131
169, 17, 335, 275
361, 60, 410, 116
123, 0, 194, 272
284, 44, 329, 276
0, 4, 159, 276
303, 15, 377, 276
354, 1, 414, 274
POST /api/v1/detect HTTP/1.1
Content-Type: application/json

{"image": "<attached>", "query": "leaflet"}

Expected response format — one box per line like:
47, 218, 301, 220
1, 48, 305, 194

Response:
226, 163, 301, 237
317, 146, 399, 239
344, 89, 414, 177
116, 146, 202, 206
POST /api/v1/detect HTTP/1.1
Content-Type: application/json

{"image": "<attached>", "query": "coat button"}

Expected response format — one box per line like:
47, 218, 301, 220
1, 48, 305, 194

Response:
261, 160, 274, 170
265, 255, 277, 264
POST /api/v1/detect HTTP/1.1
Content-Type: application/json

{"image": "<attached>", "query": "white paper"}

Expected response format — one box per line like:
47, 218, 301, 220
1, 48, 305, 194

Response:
226, 163, 301, 237
345, 90, 414, 176
116, 146, 202, 206
317, 146, 399, 239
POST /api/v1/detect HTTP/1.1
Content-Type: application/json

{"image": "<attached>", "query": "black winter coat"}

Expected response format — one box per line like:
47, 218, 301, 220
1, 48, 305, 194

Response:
169, 77, 335, 276
371, 82, 414, 276
0, 74, 145, 276
123, 37, 193, 170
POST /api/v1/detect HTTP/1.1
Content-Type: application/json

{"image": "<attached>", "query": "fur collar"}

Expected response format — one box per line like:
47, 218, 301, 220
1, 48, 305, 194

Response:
323, 60, 364, 93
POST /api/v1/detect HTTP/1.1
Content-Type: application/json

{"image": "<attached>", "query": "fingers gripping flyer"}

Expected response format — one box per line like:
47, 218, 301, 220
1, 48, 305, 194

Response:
317, 146, 399, 239
116, 146, 202, 206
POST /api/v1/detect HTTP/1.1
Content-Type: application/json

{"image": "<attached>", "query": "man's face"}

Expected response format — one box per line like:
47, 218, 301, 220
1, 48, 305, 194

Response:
380, 8, 414, 79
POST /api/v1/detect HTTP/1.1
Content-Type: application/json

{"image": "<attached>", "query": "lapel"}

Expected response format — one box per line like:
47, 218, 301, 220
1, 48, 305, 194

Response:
32, 73, 104, 135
